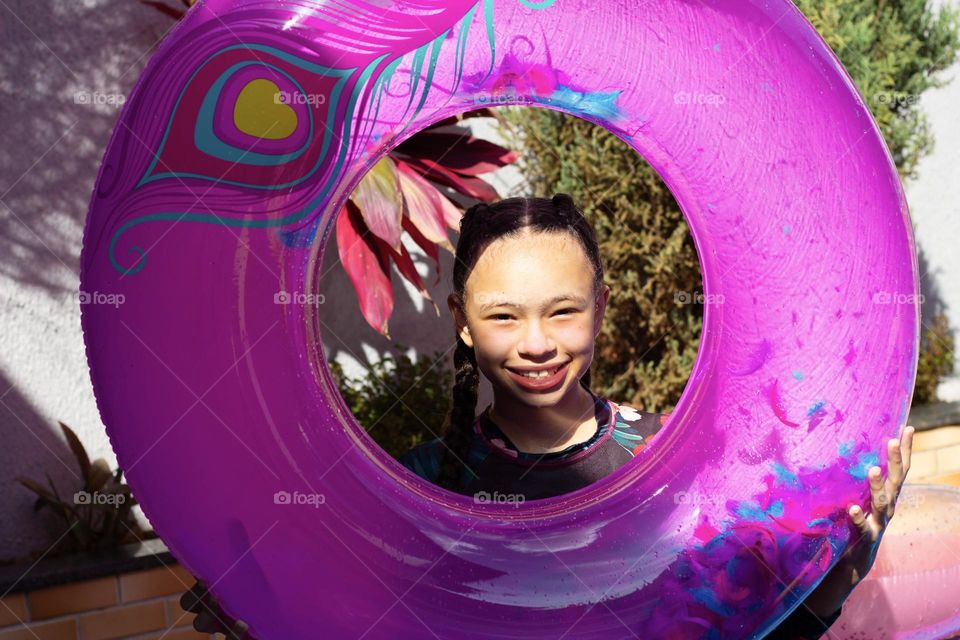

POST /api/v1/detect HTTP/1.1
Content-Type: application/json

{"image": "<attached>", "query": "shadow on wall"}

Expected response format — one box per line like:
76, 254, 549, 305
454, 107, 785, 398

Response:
919, 242, 949, 329
0, 0, 180, 561
0, 0, 175, 294
0, 370, 80, 563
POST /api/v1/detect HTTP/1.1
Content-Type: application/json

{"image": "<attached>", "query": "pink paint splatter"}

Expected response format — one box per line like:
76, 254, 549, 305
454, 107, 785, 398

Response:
843, 338, 856, 367
729, 339, 772, 376
761, 379, 800, 428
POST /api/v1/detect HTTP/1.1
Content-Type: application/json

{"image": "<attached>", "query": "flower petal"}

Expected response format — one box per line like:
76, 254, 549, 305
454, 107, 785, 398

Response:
395, 155, 500, 202
396, 161, 457, 252
381, 234, 439, 317
395, 128, 518, 176
401, 213, 442, 287
353, 156, 403, 251
336, 200, 394, 338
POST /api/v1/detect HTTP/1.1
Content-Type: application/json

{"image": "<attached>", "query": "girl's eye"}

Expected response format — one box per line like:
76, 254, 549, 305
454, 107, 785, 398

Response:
490, 309, 577, 321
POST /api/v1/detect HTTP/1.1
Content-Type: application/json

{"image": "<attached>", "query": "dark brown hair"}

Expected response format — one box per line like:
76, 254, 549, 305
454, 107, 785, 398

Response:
435, 193, 606, 493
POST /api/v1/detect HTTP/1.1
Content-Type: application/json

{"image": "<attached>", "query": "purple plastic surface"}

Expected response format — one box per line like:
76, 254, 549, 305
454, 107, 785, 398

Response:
79, 1, 920, 638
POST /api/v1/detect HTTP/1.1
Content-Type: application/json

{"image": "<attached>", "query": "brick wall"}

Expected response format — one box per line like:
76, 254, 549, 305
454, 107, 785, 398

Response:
907, 425, 960, 486
0, 564, 210, 640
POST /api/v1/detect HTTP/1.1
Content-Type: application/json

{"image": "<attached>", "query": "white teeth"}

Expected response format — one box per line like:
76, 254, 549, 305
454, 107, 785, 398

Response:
518, 365, 562, 378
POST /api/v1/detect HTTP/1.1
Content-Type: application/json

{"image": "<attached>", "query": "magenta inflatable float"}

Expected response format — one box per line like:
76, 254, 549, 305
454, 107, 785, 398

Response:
80, 0, 920, 638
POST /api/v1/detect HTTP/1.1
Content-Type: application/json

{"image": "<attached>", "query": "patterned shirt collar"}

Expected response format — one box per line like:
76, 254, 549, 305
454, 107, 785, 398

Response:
473, 389, 615, 464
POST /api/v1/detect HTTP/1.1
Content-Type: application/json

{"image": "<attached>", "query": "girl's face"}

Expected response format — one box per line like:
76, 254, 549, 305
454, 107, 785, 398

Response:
449, 230, 610, 409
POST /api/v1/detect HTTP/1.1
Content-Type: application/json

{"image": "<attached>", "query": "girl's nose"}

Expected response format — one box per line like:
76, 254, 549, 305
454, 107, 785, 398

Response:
517, 321, 556, 355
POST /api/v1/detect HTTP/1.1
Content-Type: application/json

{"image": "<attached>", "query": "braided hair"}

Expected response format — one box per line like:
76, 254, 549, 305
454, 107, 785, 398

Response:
434, 193, 606, 494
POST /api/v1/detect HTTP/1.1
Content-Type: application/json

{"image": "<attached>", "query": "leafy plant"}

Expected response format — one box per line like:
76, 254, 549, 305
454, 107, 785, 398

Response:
914, 313, 956, 404
335, 111, 517, 338
328, 344, 454, 459
15, 422, 150, 560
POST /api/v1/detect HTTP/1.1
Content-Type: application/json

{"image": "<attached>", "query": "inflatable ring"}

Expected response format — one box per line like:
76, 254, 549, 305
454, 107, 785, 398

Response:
80, 0, 920, 637
832, 483, 960, 639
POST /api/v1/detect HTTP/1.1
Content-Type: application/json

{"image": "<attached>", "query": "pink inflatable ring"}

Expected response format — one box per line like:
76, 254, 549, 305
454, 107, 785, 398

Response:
80, 0, 920, 638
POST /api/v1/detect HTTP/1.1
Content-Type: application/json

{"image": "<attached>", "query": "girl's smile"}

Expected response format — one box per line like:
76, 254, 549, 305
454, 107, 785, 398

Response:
505, 361, 569, 391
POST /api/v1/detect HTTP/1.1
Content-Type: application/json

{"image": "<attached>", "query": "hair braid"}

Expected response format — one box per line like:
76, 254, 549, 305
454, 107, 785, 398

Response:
435, 337, 480, 494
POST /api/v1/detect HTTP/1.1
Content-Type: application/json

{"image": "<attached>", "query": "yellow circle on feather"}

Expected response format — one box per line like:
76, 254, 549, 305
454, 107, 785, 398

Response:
233, 79, 297, 139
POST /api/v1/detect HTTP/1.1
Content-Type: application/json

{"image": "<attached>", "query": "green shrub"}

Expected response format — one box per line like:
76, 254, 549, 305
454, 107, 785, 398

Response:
328, 344, 454, 458
914, 313, 956, 404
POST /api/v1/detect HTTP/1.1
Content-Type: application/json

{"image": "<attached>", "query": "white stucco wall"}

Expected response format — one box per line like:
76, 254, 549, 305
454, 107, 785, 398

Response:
1, 0, 179, 562
1, 0, 958, 561
905, 0, 960, 401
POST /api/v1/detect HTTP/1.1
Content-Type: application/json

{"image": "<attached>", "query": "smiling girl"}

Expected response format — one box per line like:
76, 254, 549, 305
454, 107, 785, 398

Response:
397, 193, 662, 500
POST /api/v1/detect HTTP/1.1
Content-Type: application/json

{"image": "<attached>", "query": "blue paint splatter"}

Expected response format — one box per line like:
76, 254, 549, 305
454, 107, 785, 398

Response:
712, 42, 721, 53
839, 440, 854, 456
807, 517, 832, 528
767, 500, 785, 518
792, 370, 804, 380
545, 86, 625, 122
783, 224, 792, 234
733, 499, 784, 521
771, 462, 801, 489
848, 451, 880, 480
806, 400, 826, 416
734, 501, 768, 521
691, 587, 733, 616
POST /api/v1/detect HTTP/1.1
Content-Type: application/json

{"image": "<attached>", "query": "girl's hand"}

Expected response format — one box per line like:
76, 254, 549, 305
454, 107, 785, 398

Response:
179, 580, 252, 639
804, 424, 916, 617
